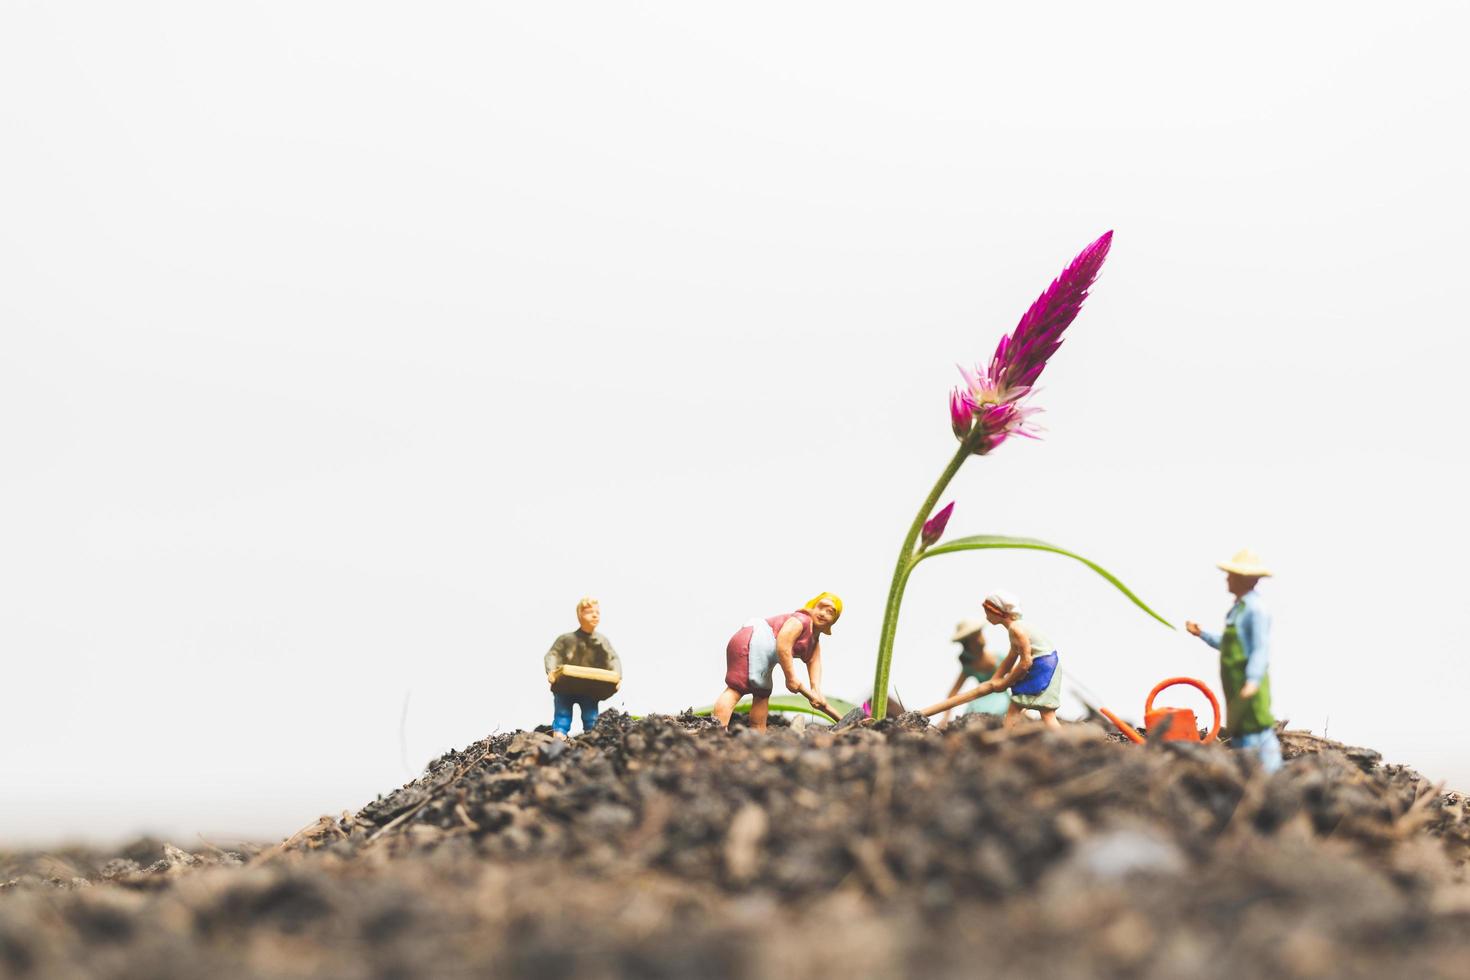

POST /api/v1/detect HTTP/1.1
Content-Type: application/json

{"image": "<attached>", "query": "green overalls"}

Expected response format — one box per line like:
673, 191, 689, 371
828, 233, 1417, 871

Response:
1219, 603, 1274, 738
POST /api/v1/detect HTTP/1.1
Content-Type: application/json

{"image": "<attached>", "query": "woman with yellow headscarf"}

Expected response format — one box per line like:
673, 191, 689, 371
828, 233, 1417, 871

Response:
712, 593, 841, 732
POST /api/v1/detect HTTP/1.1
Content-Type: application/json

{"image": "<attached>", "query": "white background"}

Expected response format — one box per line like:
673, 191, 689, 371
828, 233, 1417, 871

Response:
3, 2, 1467, 845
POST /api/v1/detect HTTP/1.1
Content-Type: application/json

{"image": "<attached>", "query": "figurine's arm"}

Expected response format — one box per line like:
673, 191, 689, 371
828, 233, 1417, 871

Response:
601, 636, 622, 677
776, 617, 805, 692
939, 672, 966, 724
775, 618, 824, 706
1186, 621, 1222, 649
805, 644, 825, 705
544, 636, 566, 677
969, 649, 1019, 699
991, 628, 1032, 690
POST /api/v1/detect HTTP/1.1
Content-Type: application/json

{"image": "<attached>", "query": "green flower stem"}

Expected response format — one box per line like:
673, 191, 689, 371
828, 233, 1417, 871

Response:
871, 441, 972, 720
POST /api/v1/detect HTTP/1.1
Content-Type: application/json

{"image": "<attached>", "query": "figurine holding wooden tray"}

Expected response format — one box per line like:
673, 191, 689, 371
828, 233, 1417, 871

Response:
543, 598, 623, 735
549, 664, 622, 701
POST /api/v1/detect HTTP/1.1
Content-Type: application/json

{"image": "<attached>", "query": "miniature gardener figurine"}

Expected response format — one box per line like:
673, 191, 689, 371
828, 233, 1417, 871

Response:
979, 592, 1063, 730
712, 593, 841, 732
938, 618, 1011, 725
1185, 548, 1281, 773
916, 592, 1063, 726
544, 597, 622, 736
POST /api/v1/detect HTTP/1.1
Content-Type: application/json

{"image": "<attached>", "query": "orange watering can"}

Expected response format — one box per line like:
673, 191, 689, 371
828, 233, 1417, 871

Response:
1100, 676, 1220, 745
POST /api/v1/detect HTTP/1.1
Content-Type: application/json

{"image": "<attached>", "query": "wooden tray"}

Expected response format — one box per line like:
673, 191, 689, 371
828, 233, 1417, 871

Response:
550, 664, 621, 699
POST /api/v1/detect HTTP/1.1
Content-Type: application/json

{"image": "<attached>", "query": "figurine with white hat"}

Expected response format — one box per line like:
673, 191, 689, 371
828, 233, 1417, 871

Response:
1185, 549, 1281, 773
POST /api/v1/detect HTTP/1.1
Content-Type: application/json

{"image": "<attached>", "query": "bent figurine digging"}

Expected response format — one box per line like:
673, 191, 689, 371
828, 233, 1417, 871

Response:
919, 591, 1063, 729
712, 593, 842, 731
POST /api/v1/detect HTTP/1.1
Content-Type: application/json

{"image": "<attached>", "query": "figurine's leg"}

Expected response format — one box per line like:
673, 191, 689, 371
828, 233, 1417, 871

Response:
579, 697, 599, 732
1238, 729, 1283, 774
552, 693, 574, 735
749, 695, 770, 732
1039, 708, 1061, 730
712, 687, 743, 727
1257, 729, 1283, 773
1003, 700, 1024, 730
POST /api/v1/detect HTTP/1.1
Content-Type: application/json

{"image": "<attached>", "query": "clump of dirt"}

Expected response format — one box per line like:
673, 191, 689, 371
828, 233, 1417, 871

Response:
3, 713, 1468, 979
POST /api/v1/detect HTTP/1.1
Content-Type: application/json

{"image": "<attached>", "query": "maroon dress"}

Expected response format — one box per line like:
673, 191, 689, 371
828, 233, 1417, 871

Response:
724, 609, 818, 696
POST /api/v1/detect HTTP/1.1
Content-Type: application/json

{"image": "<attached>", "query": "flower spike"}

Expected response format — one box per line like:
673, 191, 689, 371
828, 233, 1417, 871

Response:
991, 230, 1113, 393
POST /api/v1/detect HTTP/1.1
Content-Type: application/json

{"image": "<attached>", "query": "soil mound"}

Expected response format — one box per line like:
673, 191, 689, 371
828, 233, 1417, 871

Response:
4, 713, 1468, 978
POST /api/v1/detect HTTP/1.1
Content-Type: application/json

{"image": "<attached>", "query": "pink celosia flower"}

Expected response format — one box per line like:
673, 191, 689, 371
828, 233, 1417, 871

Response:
949, 231, 1111, 455
875, 232, 1120, 722
921, 501, 954, 548
949, 376, 1043, 454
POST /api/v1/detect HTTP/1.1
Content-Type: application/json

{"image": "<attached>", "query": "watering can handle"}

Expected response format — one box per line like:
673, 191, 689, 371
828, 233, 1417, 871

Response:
1144, 677, 1221, 743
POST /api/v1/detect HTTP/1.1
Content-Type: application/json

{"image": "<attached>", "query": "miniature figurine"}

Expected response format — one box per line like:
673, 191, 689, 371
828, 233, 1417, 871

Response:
544, 597, 622, 736
938, 618, 1011, 725
919, 592, 1062, 728
712, 593, 841, 731
1185, 549, 1281, 773
980, 592, 1062, 729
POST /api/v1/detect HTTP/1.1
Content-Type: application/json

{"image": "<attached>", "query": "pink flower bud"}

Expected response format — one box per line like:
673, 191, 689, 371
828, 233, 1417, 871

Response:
949, 388, 974, 439
921, 501, 955, 548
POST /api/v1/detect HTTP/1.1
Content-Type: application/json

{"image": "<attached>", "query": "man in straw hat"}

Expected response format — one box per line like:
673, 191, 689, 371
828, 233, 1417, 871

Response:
937, 618, 1011, 725
1186, 549, 1282, 773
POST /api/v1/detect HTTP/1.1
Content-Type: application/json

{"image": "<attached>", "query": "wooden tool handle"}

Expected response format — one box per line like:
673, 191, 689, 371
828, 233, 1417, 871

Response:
919, 683, 994, 717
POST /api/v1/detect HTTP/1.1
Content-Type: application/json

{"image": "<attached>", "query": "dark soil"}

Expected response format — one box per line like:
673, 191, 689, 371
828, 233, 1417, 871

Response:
4, 712, 1469, 978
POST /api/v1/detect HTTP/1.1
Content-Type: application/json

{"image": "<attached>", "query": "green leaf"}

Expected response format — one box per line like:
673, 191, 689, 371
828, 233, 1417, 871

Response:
916, 534, 1174, 629
689, 695, 860, 720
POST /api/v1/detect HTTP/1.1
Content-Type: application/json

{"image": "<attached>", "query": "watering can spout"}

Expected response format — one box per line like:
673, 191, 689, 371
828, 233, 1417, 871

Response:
1100, 706, 1145, 744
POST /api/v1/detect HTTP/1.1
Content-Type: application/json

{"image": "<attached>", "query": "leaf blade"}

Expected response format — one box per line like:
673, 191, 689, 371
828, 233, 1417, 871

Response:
918, 534, 1174, 628
689, 695, 859, 720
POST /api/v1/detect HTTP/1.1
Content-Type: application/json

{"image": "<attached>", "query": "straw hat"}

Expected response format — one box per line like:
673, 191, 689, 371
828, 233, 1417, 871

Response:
950, 618, 986, 642
1217, 548, 1272, 578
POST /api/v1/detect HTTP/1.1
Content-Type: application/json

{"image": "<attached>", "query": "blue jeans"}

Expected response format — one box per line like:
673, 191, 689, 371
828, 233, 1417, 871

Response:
552, 692, 600, 734
1235, 728, 1283, 774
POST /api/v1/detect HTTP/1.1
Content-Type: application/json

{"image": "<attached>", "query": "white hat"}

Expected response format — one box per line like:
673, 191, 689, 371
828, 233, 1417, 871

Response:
1217, 548, 1272, 578
982, 591, 1022, 618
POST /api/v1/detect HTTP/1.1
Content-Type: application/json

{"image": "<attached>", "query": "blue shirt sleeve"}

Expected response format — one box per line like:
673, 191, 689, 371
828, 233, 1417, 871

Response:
1241, 596, 1270, 682
1197, 628, 1221, 650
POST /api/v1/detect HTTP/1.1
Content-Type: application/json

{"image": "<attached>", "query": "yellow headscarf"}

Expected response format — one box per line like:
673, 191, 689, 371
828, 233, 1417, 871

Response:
804, 592, 843, 617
